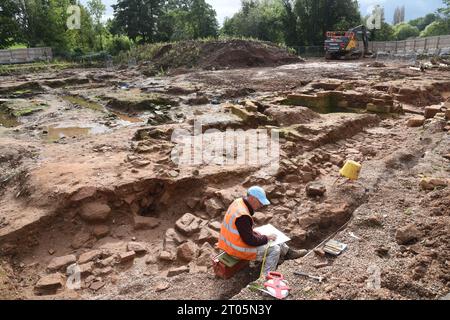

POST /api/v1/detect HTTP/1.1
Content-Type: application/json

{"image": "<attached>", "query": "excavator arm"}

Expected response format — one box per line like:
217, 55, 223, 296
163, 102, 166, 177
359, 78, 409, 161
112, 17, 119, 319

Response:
350, 25, 369, 54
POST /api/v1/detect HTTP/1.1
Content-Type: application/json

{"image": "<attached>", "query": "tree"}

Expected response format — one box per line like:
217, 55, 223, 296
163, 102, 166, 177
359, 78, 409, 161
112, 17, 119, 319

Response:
13, 0, 97, 54
420, 20, 449, 37
112, 0, 165, 43
393, 23, 419, 40
0, 0, 22, 48
294, 0, 361, 46
148, 0, 218, 41
112, 0, 218, 43
222, 0, 362, 46
222, 0, 285, 43
372, 22, 395, 41
69, 3, 96, 54
281, 0, 298, 47
87, 0, 106, 50
189, 0, 218, 39
439, 0, 450, 17
16, 0, 73, 51
437, 0, 450, 34
17, 0, 51, 48
366, 5, 394, 41
412, 1, 450, 37
409, 13, 437, 31
104, 35, 133, 55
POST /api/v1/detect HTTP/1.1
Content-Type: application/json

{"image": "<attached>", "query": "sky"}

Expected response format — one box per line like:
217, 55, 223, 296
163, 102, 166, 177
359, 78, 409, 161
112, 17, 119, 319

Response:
358, 0, 443, 23
83, 0, 444, 25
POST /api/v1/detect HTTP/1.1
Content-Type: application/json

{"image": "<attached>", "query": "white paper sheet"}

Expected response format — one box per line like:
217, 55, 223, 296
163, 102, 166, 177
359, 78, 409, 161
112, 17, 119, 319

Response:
254, 224, 291, 247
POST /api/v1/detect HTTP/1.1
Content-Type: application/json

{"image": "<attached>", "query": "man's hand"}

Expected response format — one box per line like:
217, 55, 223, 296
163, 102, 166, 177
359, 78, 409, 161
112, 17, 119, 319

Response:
267, 234, 277, 242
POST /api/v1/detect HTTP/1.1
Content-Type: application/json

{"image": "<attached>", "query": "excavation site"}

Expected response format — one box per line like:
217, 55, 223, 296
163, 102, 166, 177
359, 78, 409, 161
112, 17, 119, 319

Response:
0, 0, 450, 303
1, 41, 449, 301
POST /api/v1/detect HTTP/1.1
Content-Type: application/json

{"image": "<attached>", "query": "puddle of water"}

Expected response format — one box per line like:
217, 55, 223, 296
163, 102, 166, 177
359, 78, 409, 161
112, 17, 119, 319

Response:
63, 95, 105, 112
63, 95, 144, 125
111, 111, 143, 123
283, 95, 364, 114
42, 124, 109, 141
0, 111, 19, 127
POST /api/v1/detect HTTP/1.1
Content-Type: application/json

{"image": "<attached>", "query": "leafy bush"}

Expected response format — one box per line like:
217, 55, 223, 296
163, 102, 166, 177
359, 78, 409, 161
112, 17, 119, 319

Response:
105, 35, 133, 56
420, 20, 450, 37
393, 23, 420, 40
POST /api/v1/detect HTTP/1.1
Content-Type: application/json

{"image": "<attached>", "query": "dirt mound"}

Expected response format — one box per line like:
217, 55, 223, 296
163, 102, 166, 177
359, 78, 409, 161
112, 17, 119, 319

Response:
143, 40, 303, 73
199, 40, 303, 69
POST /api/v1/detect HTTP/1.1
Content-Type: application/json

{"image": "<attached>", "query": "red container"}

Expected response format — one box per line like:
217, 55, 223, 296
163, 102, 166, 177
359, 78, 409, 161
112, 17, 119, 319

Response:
212, 255, 249, 280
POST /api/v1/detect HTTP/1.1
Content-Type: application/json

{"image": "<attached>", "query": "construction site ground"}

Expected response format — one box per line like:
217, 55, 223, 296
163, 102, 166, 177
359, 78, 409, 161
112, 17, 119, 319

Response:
0, 55, 449, 300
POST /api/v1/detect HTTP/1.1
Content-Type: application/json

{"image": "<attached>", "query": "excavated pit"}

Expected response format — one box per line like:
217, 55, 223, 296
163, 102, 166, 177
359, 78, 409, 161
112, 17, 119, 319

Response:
2, 116, 380, 299
0, 127, 378, 299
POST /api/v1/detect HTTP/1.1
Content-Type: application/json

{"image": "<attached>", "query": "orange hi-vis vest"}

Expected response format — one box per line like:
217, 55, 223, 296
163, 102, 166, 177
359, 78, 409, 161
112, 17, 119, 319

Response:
218, 198, 258, 261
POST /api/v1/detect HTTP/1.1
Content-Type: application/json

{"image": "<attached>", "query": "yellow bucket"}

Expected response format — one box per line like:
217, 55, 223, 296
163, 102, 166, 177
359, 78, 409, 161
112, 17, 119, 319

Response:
339, 160, 362, 180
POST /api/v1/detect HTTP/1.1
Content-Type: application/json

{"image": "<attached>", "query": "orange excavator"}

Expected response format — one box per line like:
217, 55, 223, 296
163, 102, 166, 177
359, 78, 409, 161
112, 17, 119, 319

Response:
324, 25, 370, 60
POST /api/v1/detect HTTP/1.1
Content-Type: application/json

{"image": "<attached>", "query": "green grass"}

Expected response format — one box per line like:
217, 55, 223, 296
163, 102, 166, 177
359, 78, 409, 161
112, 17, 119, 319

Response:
62, 95, 105, 112
7, 43, 27, 49
0, 61, 77, 76
11, 107, 44, 117
156, 66, 168, 77
0, 100, 48, 118
12, 89, 34, 96
0, 57, 103, 76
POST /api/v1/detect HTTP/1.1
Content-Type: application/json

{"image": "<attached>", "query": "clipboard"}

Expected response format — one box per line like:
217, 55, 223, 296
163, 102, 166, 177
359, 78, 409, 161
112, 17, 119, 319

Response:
254, 224, 291, 247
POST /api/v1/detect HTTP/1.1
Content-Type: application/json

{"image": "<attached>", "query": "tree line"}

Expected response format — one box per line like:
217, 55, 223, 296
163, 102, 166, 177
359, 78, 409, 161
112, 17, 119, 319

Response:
223, 0, 450, 45
110, 0, 218, 43
0, 0, 219, 54
0, 0, 449, 54
1, 0, 99, 53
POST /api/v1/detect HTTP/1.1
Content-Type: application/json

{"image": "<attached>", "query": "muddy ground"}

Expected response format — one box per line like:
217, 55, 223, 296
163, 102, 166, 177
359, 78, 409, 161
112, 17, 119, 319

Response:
0, 57, 449, 300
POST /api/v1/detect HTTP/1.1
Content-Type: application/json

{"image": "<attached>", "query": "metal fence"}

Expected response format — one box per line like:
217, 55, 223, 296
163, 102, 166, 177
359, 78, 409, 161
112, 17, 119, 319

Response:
369, 35, 450, 55
292, 46, 325, 58
291, 35, 450, 59
0, 47, 52, 64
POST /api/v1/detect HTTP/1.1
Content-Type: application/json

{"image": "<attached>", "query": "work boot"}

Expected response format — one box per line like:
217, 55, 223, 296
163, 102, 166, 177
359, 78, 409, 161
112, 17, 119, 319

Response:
284, 249, 308, 260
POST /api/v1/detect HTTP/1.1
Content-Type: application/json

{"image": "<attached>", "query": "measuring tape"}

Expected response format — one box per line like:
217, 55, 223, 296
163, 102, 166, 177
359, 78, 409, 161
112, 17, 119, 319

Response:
248, 242, 291, 300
